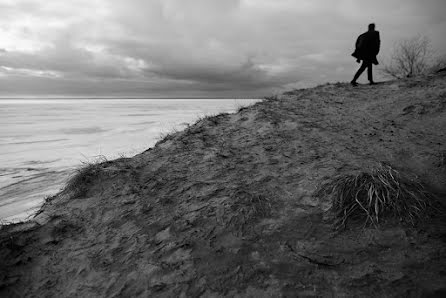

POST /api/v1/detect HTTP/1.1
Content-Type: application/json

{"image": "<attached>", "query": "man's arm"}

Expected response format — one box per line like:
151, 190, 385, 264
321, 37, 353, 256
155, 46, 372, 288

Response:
356, 33, 364, 50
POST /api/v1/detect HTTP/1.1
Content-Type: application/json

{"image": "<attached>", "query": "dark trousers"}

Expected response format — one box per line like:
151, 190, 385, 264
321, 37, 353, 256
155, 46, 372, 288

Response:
353, 60, 373, 82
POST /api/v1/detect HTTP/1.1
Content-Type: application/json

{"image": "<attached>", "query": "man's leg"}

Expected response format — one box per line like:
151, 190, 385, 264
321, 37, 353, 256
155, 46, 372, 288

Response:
367, 62, 374, 84
352, 61, 367, 85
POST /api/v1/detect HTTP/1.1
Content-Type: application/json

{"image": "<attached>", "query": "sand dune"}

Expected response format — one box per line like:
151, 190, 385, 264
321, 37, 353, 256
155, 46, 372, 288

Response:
1, 73, 445, 297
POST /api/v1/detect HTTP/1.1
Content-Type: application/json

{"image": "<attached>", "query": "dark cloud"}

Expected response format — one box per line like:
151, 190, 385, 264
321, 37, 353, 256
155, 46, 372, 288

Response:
0, 41, 132, 79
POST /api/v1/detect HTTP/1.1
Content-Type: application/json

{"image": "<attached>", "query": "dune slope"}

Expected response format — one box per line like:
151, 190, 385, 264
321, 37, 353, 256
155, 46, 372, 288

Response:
1, 74, 446, 297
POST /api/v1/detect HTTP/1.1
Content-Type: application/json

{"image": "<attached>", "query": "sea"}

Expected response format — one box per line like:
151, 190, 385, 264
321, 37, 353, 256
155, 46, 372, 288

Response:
0, 98, 259, 223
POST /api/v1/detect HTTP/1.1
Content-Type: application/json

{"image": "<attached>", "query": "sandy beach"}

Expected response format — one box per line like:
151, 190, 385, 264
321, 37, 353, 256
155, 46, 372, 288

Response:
1, 73, 445, 297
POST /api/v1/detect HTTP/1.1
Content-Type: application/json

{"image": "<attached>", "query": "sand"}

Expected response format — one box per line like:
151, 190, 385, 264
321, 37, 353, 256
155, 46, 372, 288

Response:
1, 73, 445, 297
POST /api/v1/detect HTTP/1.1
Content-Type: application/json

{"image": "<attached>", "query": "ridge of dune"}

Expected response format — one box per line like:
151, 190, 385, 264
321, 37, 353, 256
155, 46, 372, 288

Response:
1, 74, 446, 297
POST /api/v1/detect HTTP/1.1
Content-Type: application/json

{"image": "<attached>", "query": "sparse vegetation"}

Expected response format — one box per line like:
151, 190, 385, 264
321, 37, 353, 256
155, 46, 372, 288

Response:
317, 165, 438, 229
156, 128, 180, 145
226, 189, 272, 233
382, 35, 432, 79
236, 104, 250, 113
263, 95, 279, 102
63, 156, 107, 198
201, 113, 230, 126
202, 114, 219, 126
156, 113, 230, 146
430, 55, 446, 73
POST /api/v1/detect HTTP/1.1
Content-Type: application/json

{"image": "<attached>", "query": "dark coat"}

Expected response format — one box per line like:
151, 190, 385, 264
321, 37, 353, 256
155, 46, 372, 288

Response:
352, 30, 380, 65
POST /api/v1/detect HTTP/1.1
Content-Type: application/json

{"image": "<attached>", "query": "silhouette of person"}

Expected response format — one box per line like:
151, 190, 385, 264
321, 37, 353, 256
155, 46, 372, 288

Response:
351, 23, 380, 86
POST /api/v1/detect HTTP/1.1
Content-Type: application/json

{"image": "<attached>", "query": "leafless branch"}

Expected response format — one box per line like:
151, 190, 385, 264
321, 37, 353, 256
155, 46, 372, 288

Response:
381, 35, 432, 79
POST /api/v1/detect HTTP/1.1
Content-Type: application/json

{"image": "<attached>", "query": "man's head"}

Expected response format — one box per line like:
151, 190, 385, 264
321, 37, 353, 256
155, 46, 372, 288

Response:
368, 23, 375, 31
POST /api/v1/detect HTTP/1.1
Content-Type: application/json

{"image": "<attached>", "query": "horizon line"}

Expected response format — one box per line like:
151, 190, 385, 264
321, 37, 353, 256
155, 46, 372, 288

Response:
0, 96, 262, 100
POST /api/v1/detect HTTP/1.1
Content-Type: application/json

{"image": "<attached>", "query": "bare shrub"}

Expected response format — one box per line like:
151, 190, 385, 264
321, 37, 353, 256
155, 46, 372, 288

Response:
382, 36, 432, 79
430, 55, 446, 73
317, 165, 438, 229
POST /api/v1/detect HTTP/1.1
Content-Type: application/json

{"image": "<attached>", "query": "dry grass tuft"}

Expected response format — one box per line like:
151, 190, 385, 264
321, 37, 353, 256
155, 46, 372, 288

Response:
226, 189, 272, 232
156, 128, 180, 145
237, 104, 250, 113
63, 156, 107, 198
317, 165, 439, 229
203, 114, 220, 126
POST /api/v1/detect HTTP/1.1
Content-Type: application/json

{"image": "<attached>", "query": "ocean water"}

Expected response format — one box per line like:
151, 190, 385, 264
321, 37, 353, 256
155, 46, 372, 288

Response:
0, 98, 259, 222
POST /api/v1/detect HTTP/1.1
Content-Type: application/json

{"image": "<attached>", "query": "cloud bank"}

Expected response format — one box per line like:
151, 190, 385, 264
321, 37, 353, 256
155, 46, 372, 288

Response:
1, 0, 445, 97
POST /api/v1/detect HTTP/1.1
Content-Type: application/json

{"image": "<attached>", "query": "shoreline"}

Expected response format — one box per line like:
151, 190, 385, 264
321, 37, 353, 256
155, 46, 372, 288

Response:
0, 98, 259, 222
0, 169, 71, 222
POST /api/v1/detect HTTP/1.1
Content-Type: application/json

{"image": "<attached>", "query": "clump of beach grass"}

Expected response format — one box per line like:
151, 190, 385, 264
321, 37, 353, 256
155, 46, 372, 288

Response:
63, 156, 107, 198
317, 165, 438, 229
226, 189, 272, 233
156, 127, 180, 145
236, 104, 251, 113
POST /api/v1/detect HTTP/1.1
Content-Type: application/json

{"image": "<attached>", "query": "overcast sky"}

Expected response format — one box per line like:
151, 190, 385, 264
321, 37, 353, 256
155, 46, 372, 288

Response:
0, 0, 445, 98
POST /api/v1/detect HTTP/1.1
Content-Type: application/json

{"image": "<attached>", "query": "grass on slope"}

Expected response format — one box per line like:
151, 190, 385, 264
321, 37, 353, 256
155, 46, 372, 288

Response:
63, 156, 108, 198
317, 165, 440, 229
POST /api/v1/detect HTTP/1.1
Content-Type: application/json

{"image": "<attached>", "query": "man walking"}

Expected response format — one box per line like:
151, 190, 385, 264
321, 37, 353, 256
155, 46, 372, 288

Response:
351, 23, 380, 86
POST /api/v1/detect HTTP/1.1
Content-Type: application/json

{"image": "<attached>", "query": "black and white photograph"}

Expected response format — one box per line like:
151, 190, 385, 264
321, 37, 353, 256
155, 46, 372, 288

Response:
1, 0, 445, 296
